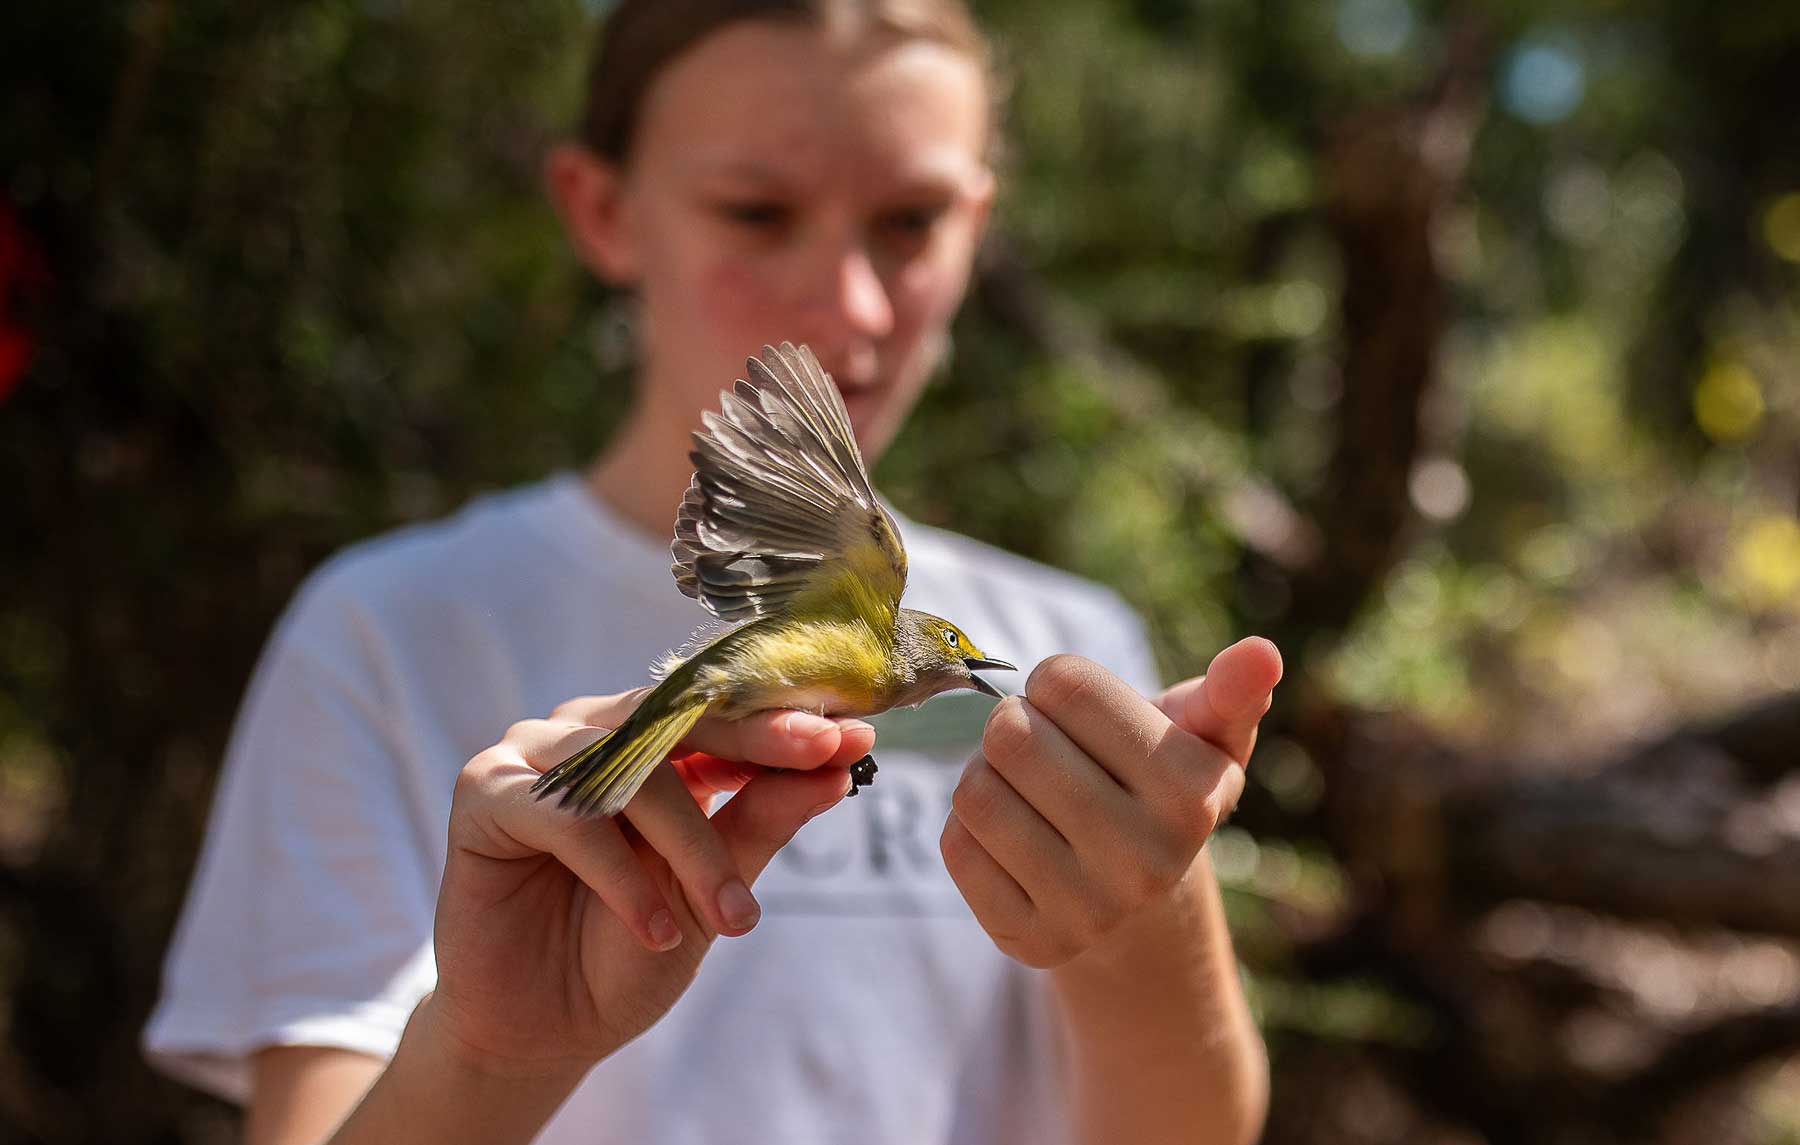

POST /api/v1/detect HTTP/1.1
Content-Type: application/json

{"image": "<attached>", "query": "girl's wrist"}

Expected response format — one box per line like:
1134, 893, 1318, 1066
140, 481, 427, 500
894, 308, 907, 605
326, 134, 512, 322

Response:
330, 994, 593, 1145
412, 991, 598, 1089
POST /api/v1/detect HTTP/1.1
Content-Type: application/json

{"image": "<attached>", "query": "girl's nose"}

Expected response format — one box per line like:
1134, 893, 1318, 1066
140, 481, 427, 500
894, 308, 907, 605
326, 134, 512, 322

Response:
806, 243, 895, 344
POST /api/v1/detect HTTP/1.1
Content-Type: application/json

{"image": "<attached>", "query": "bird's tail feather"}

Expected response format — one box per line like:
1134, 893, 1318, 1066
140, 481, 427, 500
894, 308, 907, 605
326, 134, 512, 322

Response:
530, 698, 708, 818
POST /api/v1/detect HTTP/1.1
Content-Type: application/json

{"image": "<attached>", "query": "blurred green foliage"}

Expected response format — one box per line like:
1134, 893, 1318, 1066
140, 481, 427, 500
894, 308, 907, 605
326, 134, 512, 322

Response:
4, 0, 1800, 1141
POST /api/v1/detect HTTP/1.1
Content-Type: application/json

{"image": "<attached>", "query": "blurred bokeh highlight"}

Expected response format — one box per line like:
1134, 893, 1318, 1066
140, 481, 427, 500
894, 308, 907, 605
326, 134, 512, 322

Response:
4, 1, 1800, 1141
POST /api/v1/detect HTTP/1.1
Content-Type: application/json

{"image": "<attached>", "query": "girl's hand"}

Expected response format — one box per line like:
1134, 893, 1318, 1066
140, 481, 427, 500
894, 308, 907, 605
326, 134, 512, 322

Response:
940, 638, 1281, 970
427, 693, 872, 1077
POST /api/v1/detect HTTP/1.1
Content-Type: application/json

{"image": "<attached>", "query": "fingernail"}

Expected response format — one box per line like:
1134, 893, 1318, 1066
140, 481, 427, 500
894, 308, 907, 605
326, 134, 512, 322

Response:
785, 712, 837, 741
718, 879, 761, 932
806, 797, 841, 820
648, 909, 682, 951
840, 719, 875, 736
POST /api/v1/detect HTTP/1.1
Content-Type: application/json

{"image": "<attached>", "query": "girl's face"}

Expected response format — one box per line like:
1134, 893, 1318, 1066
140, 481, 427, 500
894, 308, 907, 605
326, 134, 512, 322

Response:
567, 20, 993, 460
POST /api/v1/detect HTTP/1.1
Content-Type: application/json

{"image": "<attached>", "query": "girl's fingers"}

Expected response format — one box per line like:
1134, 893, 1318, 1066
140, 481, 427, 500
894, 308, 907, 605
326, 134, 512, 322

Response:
948, 752, 1078, 905
683, 709, 875, 770
938, 813, 1033, 935
498, 711, 863, 940
548, 690, 649, 730
1156, 637, 1282, 764
622, 763, 762, 937
708, 765, 855, 884
820, 720, 879, 767
464, 749, 683, 953
979, 695, 1139, 849
502, 718, 610, 769
672, 752, 760, 802
547, 817, 686, 953
542, 693, 876, 770
491, 698, 877, 947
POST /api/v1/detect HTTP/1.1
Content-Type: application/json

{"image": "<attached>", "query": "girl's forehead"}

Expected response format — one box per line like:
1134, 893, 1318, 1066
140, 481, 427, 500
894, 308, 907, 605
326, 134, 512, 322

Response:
676, 139, 981, 201
637, 22, 988, 191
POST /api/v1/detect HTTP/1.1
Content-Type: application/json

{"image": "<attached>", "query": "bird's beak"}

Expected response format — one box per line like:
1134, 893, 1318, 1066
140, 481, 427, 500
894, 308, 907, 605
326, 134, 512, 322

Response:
962, 656, 1015, 699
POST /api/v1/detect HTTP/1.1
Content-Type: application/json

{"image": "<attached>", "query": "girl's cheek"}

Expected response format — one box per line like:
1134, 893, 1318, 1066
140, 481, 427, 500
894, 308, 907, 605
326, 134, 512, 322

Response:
694, 254, 774, 334
891, 250, 968, 339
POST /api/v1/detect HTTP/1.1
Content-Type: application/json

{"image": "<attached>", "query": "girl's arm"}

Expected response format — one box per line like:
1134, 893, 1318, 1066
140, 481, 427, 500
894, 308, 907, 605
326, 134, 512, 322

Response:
1047, 852, 1268, 1145
246, 1048, 382, 1145
939, 639, 1281, 1145
241, 696, 865, 1145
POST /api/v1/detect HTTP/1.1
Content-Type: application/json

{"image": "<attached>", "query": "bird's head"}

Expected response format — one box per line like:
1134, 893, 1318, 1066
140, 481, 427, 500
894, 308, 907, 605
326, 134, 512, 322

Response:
893, 609, 1016, 706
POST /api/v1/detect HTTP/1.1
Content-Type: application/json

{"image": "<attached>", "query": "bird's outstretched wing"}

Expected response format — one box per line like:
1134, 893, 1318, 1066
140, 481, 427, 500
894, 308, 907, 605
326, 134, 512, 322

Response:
672, 342, 907, 625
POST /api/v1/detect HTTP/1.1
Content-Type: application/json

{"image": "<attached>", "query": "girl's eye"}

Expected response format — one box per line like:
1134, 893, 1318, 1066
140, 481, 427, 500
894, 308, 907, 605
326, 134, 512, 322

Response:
878, 204, 948, 241
717, 201, 793, 229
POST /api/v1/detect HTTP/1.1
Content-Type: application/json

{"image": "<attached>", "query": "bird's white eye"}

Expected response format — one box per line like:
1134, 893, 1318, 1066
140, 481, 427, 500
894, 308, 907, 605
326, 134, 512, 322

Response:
942, 627, 959, 648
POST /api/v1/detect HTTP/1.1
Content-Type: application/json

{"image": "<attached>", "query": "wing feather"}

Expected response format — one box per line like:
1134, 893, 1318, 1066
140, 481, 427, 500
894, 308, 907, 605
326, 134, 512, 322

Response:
671, 342, 906, 623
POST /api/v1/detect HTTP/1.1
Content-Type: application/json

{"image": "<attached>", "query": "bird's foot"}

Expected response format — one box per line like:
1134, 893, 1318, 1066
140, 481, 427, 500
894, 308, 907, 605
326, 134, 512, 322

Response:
846, 753, 879, 796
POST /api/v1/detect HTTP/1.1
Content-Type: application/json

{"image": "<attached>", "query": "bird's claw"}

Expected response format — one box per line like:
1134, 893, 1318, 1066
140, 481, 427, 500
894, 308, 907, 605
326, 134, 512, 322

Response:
847, 753, 879, 796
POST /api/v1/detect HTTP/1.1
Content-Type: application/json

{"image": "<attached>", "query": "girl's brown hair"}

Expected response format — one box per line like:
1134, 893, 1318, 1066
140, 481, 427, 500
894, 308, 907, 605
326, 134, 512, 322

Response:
581, 0, 998, 163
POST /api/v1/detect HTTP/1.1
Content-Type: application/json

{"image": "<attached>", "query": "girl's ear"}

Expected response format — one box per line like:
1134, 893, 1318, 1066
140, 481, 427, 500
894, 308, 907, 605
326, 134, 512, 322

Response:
967, 165, 997, 245
544, 142, 640, 286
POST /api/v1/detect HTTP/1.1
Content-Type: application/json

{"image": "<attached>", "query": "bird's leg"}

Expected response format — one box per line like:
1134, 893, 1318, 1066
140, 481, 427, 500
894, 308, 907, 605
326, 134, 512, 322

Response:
846, 753, 879, 796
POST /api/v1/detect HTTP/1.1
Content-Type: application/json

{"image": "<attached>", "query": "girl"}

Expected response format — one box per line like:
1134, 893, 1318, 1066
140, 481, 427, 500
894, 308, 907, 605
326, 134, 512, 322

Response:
146, 3, 1279, 1142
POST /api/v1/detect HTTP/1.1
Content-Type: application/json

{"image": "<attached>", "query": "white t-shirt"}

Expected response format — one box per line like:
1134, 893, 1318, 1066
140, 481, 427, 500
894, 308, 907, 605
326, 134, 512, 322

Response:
144, 472, 1162, 1144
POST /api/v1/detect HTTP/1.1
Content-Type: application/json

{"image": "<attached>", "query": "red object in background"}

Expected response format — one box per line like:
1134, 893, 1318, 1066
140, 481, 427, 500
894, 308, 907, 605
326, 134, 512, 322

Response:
0, 198, 49, 405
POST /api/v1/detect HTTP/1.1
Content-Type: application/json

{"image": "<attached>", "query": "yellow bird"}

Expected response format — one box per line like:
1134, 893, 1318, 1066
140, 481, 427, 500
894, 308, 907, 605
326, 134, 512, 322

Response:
533, 342, 1014, 817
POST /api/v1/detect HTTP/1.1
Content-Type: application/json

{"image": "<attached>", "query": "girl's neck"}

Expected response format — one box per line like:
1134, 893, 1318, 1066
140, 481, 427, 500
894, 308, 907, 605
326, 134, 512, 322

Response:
584, 398, 699, 543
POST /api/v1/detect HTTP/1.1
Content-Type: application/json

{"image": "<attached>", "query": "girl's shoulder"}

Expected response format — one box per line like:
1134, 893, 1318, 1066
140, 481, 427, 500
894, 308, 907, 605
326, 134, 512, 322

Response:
271, 475, 604, 660
312, 478, 564, 595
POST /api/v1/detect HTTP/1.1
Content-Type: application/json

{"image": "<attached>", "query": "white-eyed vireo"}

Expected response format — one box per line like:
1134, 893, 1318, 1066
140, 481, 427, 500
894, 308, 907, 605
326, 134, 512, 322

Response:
533, 342, 1014, 817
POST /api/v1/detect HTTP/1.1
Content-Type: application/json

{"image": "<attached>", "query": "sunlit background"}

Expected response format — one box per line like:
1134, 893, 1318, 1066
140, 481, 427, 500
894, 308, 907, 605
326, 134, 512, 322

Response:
4, 1, 1799, 1141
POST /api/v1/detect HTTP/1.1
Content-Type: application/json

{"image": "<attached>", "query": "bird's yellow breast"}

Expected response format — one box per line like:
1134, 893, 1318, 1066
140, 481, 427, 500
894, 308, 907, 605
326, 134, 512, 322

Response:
693, 618, 895, 718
